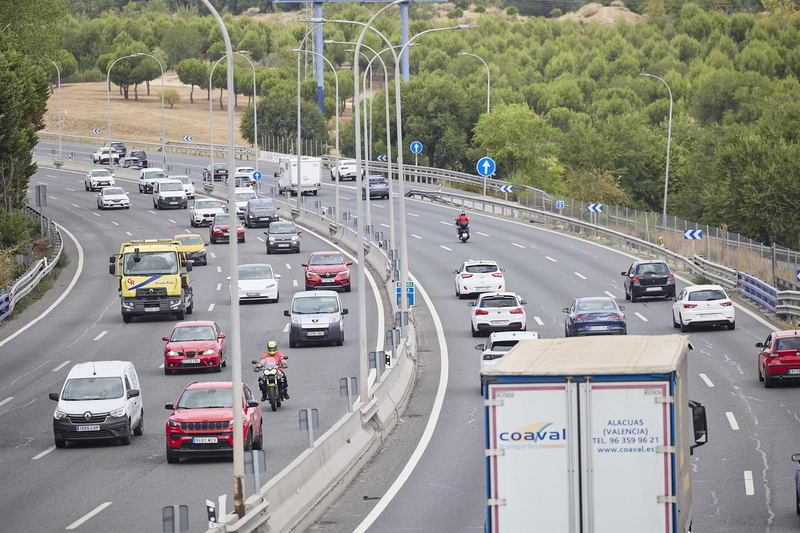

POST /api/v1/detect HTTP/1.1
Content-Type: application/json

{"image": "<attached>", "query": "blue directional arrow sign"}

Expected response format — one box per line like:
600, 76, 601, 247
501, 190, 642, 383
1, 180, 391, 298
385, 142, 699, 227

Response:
499, 185, 513, 193
588, 203, 603, 213
796, 269, 800, 283
684, 229, 703, 240
409, 141, 423, 155
396, 281, 415, 307
252, 171, 262, 182
556, 200, 565, 210
183, 136, 193, 142
91, 128, 100, 134
377, 155, 388, 162
477, 156, 496, 177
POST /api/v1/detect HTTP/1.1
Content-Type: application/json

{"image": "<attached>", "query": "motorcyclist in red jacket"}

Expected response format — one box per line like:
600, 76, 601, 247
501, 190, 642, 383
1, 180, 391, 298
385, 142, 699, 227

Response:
259, 340, 289, 401
455, 210, 470, 236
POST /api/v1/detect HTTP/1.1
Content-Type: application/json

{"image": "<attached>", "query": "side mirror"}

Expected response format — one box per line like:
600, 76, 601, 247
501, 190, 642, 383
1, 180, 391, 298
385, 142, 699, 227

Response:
276, 207, 280, 210
346, 261, 353, 266
218, 333, 226, 339
562, 308, 570, 314
341, 308, 349, 315
164, 403, 175, 410
282, 355, 289, 360
162, 336, 170, 342
671, 297, 678, 302
689, 400, 708, 455
452, 269, 459, 274
621, 271, 627, 276
301, 263, 308, 267
619, 306, 626, 311
97, 194, 102, 197
226, 276, 231, 281
247, 400, 260, 408
475, 344, 485, 351
49, 392, 59, 401
500, 268, 506, 273
109, 256, 116, 264
467, 302, 476, 307
274, 172, 279, 178
792, 453, 800, 463
253, 366, 261, 372
755, 342, 764, 348
284, 310, 290, 317
275, 274, 281, 279
264, 231, 269, 235
282, 363, 289, 369
251, 360, 259, 365
127, 389, 140, 399
519, 299, 527, 305
186, 262, 193, 272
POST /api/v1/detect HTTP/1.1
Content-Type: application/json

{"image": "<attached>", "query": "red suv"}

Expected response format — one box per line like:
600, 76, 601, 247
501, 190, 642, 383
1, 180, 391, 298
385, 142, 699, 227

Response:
302, 251, 353, 292
163, 321, 227, 375
757, 331, 800, 388
164, 381, 262, 463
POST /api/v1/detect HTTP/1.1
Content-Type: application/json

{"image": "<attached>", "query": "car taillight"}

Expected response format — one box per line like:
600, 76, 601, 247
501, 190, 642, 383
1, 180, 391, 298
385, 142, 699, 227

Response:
770, 352, 779, 358
573, 314, 590, 321
720, 301, 732, 307
461, 273, 473, 279
491, 272, 503, 278
475, 309, 489, 315
483, 354, 503, 361
666, 273, 674, 281
631, 275, 640, 283
510, 308, 524, 314
683, 303, 697, 309
607, 314, 623, 320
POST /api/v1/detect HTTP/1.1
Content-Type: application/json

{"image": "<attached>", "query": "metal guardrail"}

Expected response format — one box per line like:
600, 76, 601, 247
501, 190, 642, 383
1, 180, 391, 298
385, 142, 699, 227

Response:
738, 272, 778, 313
0, 207, 63, 321
777, 290, 800, 326
692, 255, 736, 291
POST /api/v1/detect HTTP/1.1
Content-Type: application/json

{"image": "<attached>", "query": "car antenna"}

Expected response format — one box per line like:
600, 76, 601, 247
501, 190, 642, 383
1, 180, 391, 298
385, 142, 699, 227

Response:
92, 361, 97, 376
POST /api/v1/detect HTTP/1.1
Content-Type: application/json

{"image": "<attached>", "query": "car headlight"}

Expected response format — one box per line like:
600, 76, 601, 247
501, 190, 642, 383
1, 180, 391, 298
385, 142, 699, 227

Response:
228, 420, 234, 428
197, 249, 206, 256
167, 350, 179, 356
122, 301, 134, 310
168, 419, 180, 428
54, 410, 67, 420
201, 349, 216, 355
291, 316, 301, 325
109, 407, 127, 418
291, 236, 298, 241
341, 269, 350, 277
268, 237, 275, 243
329, 315, 340, 324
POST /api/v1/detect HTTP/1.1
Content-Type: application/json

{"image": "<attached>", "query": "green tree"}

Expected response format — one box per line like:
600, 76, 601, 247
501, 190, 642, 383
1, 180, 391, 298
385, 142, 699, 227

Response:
160, 20, 202, 68
161, 89, 180, 108
175, 58, 208, 104
241, 90, 327, 145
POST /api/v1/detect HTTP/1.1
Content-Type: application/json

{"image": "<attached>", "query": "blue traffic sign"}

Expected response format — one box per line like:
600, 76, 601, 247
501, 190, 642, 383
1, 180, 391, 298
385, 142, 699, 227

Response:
796, 269, 800, 283
684, 229, 703, 240
588, 203, 603, 213
252, 171, 262, 182
477, 157, 496, 177
499, 185, 513, 193
410, 141, 423, 155
183, 136, 192, 142
91, 128, 100, 134
377, 155, 388, 162
556, 200, 565, 210
396, 286, 415, 307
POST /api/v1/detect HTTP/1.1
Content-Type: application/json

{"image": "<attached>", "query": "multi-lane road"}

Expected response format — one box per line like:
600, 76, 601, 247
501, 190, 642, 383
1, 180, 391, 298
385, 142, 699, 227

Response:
3, 139, 798, 532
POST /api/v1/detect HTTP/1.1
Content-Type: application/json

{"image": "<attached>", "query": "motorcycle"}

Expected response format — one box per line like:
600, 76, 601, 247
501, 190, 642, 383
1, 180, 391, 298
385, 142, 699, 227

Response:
457, 221, 470, 243
251, 356, 288, 412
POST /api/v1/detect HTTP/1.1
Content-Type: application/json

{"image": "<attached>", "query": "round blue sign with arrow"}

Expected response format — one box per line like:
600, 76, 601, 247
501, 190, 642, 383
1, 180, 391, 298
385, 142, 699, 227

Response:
252, 171, 262, 182
477, 156, 496, 177
410, 141, 423, 155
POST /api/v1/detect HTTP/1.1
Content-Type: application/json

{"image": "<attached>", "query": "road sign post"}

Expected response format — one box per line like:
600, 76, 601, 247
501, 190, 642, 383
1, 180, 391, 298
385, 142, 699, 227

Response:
395, 281, 415, 307
410, 141, 422, 169
477, 156, 496, 197
556, 199, 565, 212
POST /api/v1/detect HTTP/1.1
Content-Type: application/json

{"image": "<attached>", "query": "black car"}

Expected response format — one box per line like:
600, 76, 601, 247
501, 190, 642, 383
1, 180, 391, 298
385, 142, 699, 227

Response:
621, 260, 676, 302
362, 175, 389, 199
244, 198, 280, 228
563, 297, 627, 337
129, 150, 148, 168
110, 141, 127, 158
265, 221, 301, 254
204, 163, 228, 182
119, 156, 143, 170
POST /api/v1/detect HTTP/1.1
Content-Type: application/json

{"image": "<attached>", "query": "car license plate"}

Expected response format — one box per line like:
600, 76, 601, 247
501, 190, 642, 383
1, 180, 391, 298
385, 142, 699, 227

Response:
477, 286, 490, 291
192, 436, 218, 444
278, 244, 289, 247
491, 320, 509, 326
646, 287, 661, 291
182, 359, 201, 364
246, 292, 261, 297
145, 307, 159, 312
698, 314, 716, 319
790, 369, 800, 375
306, 331, 325, 336
590, 325, 608, 331
76, 425, 100, 432
169, 201, 177, 205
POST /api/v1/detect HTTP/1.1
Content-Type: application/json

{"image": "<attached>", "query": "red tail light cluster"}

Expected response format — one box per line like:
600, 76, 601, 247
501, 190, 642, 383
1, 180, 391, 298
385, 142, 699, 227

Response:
491, 272, 503, 278
510, 308, 524, 315
631, 275, 640, 283
666, 273, 674, 281
483, 353, 503, 361
573, 314, 590, 321
475, 309, 489, 316
683, 303, 697, 309
720, 301, 732, 307
607, 314, 623, 320
461, 273, 473, 279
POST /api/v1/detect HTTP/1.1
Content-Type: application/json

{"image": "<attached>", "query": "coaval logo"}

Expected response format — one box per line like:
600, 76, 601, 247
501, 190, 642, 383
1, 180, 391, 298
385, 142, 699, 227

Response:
499, 422, 567, 449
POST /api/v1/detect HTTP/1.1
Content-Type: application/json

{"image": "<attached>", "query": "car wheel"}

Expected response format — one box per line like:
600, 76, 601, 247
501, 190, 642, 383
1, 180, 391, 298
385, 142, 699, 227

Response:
97, 203, 102, 210
758, 362, 764, 382
565, 326, 570, 338
679, 317, 689, 333
253, 421, 263, 450
344, 285, 351, 293
84, 182, 89, 191
164, 367, 172, 375
624, 287, 630, 301
727, 320, 736, 330
672, 313, 680, 329
55, 438, 66, 449
210, 237, 216, 244
133, 411, 144, 436
240, 236, 245, 243
765, 375, 774, 388
138, 184, 143, 193
213, 363, 222, 373
630, 291, 638, 303
119, 420, 132, 445
154, 200, 159, 209
166, 445, 179, 464
796, 487, 800, 515
471, 324, 479, 338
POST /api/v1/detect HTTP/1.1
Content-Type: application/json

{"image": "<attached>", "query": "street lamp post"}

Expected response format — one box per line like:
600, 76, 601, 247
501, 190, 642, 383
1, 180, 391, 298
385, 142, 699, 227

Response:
458, 52, 490, 115
209, 55, 227, 186
131, 52, 166, 168
48, 60, 62, 161
640, 73, 673, 226
107, 54, 137, 160
234, 51, 259, 177
295, 24, 324, 211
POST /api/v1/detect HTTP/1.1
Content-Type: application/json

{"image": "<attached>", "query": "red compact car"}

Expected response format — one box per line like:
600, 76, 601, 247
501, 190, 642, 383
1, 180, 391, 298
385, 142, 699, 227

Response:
209, 213, 245, 244
302, 251, 353, 292
164, 381, 262, 463
163, 321, 227, 375
757, 330, 800, 388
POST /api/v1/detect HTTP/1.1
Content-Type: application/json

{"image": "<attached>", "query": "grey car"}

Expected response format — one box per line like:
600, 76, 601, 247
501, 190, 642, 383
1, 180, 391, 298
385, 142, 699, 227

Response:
244, 199, 280, 228
362, 175, 389, 199
265, 221, 301, 254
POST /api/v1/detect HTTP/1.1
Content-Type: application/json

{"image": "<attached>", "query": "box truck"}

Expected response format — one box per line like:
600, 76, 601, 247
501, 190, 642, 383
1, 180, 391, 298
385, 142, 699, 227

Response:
275, 156, 321, 196
481, 335, 707, 533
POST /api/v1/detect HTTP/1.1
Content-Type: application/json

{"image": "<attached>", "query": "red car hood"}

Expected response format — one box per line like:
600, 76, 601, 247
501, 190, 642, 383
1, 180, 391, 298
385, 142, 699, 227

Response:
171, 407, 234, 423
166, 340, 218, 353
308, 264, 347, 274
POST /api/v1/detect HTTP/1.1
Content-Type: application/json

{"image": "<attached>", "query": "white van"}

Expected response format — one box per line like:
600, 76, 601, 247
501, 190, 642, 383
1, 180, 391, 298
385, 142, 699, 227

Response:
284, 290, 348, 348
233, 187, 258, 219
153, 179, 188, 209
49, 361, 144, 448
275, 156, 321, 196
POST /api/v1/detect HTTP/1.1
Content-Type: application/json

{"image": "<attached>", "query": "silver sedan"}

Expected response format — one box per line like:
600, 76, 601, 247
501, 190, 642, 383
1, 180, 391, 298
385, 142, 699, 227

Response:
96, 187, 130, 210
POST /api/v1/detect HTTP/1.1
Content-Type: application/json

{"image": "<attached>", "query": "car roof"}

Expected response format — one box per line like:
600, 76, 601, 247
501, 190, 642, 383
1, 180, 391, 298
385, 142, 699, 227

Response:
487, 331, 540, 343
685, 285, 725, 292
774, 330, 800, 338
633, 260, 669, 265
463, 259, 499, 266
310, 251, 343, 256
173, 320, 215, 328
142, 167, 165, 172
239, 263, 273, 270
184, 381, 233, 391
576, 296, 616, 302
293, 290, 340, 298
339, 159, 356, 164
67, 360, 132, 378
174, 233, 203, 239
478, 291, 518, 299
234, 187, 256, 193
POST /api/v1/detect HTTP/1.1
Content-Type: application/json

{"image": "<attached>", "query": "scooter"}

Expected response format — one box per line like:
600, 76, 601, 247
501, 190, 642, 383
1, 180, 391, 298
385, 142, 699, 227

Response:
457, 221, 470, 243
251, 356, 288, 412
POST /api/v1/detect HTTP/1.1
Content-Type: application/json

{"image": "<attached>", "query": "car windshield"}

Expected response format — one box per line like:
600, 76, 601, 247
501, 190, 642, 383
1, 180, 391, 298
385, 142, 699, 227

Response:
292, 296, 339, 314
178, 387, 233, 409
237, 167, 254, 174
637, 263, 669, 275
62, 377, 124, 401
214, 215, 231, 225
175, 235, 202, 246
161, 182, 184, 192
177, 177, 191, 185
236, 192, 257, 202
249, 200, 274, 209
145, 171, 166, 180
122, 251, 179, 275
213, 164, 227, 170
310, 254, 344, 266
239, 266, 273, 280
92, 169, 112, 177
171, 325, 215, 341
577, 299, 617, 312
104, 188, 125, 196
195, 200, 220, 210
270, 223, 296, 235
465, 264, 498, 274
480, 296, 519, 308
688, 290, 727, 301
488, 341, 520, 352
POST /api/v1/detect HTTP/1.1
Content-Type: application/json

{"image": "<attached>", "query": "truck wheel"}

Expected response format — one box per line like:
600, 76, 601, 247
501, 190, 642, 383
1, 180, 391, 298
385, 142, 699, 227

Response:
55, 438, 66, 449
123, 314, 132, 324
175, 311, 185, 320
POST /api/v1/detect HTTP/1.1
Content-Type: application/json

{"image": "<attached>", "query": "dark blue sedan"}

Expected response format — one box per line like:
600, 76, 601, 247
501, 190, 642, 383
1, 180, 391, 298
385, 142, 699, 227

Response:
563, 296, 627, 337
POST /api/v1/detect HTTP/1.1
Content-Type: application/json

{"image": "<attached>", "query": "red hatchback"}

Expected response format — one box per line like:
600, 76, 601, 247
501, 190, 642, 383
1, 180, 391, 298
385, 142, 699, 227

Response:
302, 251, 353, 292
163, 321, 227, 375
164, 381, 262, 463
757, 331, 800, 388
209, 213, 245, 244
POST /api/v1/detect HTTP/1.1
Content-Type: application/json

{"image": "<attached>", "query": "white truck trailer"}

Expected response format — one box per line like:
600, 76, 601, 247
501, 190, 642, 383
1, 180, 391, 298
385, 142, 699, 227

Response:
481, 335, 708, 533
275, 156, 321, 196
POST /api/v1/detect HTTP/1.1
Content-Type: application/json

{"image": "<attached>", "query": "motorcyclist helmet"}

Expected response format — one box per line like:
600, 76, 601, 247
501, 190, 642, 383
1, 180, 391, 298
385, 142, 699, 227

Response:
267, 340, 278, 354
460, 210, 466, 216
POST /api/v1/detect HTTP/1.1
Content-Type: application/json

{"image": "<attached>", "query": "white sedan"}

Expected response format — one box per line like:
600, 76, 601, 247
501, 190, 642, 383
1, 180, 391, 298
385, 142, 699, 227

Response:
173, 175, 195, 199
96, 187, 130, 210
85, 168, 115, 191
190, 198, 226, 227
331, 159, 362, 181
453, 260, 506, 298
229, 264, 280, 302
91, 146, 119, 165
672, 284, 735, 331
468, 292, 527, 337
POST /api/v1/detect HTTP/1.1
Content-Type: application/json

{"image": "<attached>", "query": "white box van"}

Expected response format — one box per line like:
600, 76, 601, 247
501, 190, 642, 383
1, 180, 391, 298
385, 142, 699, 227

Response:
284, 290, 348, 348
49, 361, 144, 448
153, 179, 188, 209
275, 156, 321, 196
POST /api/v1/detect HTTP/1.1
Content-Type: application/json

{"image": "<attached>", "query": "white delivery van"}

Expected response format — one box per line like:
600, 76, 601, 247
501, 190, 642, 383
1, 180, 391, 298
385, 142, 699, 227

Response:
275, 156, 321, 196
284, 290, 348, 348
49, 360, 144, 448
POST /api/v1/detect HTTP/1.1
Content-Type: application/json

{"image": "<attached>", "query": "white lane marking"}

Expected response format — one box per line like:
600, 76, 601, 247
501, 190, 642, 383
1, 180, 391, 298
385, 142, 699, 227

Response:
439, 221, 450, 226
476, 232, 489, 237
92, 213, 101, 217
148, 210, 156, 214
411, 234, 422, 239
32, 446, 56, 460
283, 323, 290, 333
293, 280, 298, 287
0, 397, 13, 408
0, 225, 83, 351
66, 502, 113, 530
380, 223, 390, 228
47, 175, 59, 179
52, 361, 71, 372
168, 219, 176, 224
408, 212, 419, 217
634, 312, 648, 322
208, 303, 215, 312
50, 196, 58, 200
216, 283, 221, 291
216, 266, 222, 273
111, 221, 119, 226
338, 195, 350, 200
125, 231, 132, 236
511, 242, 525, 249
71, 203, 79, 208
744, 471, 754, 495
37, 181, 47, 185
257, 236, 264, 242
699, 373, 714, 387
440, 246, 452, 251
604, 291, 617, 299
93, 331, 107, 341
285, 263, 292, 270
545, 256, 557, 262
65, 188, 75, 192
158, 363, 164, 369
574, 272, 586, 280
726, 412, 739, 431
184, 228, 192, 233
210, 253, 216, 258
533, 316, 544, 326
373, 204, 385, 209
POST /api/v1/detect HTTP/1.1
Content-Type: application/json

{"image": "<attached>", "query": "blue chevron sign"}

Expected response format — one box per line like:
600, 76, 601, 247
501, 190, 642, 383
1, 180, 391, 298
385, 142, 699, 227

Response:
588, 203, 603, 213
377, 155, 388, 162
499, 185, 513, 193
684, 229, 703, 240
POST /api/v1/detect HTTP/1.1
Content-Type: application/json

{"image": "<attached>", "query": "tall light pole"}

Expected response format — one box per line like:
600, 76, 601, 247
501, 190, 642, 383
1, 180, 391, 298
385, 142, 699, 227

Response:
234, 51, 258, 176
107, 54, 137, 158
292, 48, 340, 223
209, 55, 227, 185
131, 52, 166, 168
640, 73, 672, 226
295, 23, 324, 211
458, 52, 490, 115
48, 59, 62, 161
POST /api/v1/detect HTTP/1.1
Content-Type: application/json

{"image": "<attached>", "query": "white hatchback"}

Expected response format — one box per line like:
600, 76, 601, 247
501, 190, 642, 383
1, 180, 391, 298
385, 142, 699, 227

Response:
468, 291, 527, 336
476, 330, 540, 377
453, 260, 506, 298
173, 175, 195, 199
672, 284, 735, 331
331, 159, 361, 181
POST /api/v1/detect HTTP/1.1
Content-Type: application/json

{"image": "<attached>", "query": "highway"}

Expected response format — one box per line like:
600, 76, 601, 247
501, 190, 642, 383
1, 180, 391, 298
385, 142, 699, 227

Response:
7, 139, 799, 532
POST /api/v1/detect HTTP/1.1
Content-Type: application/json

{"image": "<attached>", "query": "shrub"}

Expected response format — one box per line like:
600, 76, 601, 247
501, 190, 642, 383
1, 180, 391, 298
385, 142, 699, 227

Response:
550, 8, 563, 16
474, 5, 486, 12
506, 6, 518, 15
447, 7, 464, 18
0, 210, 36, 249
0, 248, 13, 290
161, 89, 181, 108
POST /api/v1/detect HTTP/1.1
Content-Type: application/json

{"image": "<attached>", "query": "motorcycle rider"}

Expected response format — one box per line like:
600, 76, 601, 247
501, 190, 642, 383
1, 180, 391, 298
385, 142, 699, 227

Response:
258, 340, 289, 401
455, 210, 470, 236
